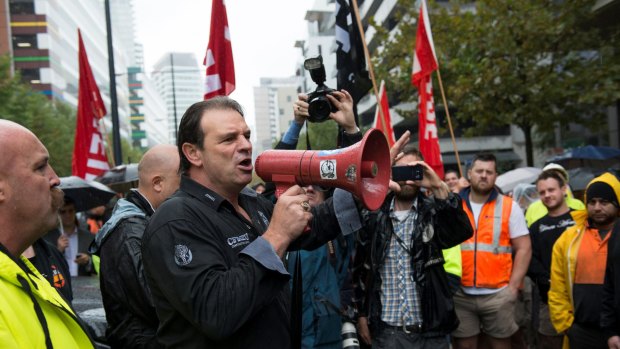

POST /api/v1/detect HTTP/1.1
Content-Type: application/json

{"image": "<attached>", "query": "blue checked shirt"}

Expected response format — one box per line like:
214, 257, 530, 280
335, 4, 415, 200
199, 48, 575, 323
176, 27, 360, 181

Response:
379, 198, 422, 326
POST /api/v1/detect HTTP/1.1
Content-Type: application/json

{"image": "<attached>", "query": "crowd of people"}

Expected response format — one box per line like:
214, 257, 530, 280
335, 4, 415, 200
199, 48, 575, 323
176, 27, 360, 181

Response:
0, 90, 619, 349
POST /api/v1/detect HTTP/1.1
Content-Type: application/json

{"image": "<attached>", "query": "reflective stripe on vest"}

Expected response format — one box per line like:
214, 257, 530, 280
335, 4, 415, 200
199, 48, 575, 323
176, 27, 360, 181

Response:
461, 197, 513, 255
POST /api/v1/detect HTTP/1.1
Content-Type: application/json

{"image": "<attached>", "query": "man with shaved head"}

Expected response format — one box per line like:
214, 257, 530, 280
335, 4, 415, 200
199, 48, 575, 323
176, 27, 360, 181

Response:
0, 120, 94, 347
91, 144, 180, 348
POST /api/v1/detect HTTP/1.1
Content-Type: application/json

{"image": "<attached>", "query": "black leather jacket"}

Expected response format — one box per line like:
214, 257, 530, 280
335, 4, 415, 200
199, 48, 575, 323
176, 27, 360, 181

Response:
91, 190, 162, 349
352, 191, 472, 336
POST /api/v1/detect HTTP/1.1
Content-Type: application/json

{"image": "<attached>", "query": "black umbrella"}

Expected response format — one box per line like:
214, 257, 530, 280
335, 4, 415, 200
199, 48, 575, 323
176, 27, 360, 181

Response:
59, 176, 116, 212
94, 163, 139, 192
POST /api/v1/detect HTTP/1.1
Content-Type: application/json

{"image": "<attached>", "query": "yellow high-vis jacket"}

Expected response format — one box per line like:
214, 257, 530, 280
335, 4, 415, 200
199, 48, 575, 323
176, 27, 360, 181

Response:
0, 248, 94, 348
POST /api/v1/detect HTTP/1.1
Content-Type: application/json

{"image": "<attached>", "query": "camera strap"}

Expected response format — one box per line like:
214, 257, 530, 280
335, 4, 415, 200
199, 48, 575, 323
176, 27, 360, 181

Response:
304, 120, 312, 150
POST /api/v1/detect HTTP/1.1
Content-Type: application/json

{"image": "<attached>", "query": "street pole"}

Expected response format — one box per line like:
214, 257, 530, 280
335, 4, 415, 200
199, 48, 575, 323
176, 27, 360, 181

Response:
104, 0, 122, 165
170, 53, 178, 143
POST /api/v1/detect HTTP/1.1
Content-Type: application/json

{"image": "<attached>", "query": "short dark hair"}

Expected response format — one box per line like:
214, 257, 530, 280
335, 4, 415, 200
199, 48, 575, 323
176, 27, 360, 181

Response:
471, 152, 497, 171
445, 168, 459, 177
537, 170, 565, 188
177, 97, 244, 174
402, 144, 424, 161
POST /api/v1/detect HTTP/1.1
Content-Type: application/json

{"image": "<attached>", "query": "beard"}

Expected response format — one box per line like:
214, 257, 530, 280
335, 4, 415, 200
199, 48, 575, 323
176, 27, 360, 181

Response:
395, 184, 418, 201
471, 182, 493, 196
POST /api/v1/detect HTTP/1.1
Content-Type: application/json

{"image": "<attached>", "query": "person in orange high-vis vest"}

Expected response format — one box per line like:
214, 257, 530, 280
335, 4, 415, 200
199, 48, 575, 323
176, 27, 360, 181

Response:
452, 153, 532, 349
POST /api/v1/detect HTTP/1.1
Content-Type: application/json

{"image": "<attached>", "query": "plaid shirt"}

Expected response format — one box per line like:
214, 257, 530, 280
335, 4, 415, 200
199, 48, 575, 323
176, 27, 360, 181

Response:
379, 198, 422, 326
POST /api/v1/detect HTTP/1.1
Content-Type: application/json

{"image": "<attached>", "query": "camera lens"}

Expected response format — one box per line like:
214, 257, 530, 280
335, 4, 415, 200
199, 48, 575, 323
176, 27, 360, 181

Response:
308, 96, 332, 123
341, 322, 360, 349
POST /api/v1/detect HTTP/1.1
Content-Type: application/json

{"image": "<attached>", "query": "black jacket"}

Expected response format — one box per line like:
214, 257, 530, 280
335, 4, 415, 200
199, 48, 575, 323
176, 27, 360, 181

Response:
29, 238, 73, 302
91, 190, 162, 349
353, 191, 472, 335
601, 221, 620, 338
141, 176, 344, 349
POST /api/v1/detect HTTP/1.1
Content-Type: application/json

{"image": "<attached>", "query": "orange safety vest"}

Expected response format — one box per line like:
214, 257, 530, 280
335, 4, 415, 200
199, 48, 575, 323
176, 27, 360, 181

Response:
461, 194, 513, 288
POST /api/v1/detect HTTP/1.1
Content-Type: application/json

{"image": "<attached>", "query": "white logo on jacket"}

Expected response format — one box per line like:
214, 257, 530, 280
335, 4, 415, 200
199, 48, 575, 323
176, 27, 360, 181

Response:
174, 244, 193, 266
228, 233, 250, 248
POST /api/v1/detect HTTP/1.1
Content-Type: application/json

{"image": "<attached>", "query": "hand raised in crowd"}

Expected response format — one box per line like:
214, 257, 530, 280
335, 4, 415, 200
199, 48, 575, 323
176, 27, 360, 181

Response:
357, 316, 372, 346
609, 335, 620, 349
293, 93, 309, 125
390, 130, 411, 165
57, 234, 69, 253
262, 185, 312, 257
326, 89, 357, 133
74, 252, 90, 266
387, 130, 411, 193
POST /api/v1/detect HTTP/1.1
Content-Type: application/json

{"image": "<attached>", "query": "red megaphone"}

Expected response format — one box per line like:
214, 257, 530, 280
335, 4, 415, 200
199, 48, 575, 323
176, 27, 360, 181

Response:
255, 128, 391, 210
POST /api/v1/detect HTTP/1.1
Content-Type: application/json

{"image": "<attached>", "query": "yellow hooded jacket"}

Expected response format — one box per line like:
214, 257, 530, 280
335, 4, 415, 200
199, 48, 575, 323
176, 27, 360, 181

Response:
0, 248, 94, 348
548, 172, 620, 349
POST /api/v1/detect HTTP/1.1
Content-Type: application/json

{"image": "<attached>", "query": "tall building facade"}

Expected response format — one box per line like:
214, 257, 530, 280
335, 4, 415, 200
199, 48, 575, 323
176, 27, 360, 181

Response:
252, 76, 303, 159
152, 52, 203, 144
3, 0, 131, 139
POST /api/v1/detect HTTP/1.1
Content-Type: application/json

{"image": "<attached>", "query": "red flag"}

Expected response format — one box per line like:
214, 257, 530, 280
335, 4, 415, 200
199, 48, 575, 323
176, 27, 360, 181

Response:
373, 80, 395, 147
72, 29, 110, 180
204, 0, 235, 99
411, 0, 444, 178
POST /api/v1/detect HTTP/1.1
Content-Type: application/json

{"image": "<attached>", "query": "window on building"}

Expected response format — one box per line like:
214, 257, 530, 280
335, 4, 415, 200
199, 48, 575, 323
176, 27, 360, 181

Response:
279, 108, 285, 115
19, 69, 40, 84
9, 0, 35, 14
12, 34, 37, 50
286, 95, 292, 102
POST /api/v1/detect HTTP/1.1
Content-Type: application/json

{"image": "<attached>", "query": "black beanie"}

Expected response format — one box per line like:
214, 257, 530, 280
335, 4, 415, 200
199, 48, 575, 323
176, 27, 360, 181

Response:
586, 181, 619, 207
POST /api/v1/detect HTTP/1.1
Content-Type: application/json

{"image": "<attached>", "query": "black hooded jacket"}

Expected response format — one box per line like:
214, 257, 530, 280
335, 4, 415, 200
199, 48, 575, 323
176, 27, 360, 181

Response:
352, 191, 472, 335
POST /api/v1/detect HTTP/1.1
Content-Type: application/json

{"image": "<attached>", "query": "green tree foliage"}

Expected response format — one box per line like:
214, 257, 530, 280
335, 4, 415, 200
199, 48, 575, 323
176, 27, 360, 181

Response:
371, 0, 620, 165
0, 55, 76, 175
0, 55, 147, 175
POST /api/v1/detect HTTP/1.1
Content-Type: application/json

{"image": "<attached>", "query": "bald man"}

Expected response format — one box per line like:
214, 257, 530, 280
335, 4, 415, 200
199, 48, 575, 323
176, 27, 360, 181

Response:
90, 144, 180, 348
0, 120, 94, 347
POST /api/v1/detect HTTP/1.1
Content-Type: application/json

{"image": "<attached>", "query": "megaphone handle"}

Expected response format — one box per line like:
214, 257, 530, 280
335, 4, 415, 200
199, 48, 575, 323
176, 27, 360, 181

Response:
274, 184, 288, 199
274, 183, 312, 234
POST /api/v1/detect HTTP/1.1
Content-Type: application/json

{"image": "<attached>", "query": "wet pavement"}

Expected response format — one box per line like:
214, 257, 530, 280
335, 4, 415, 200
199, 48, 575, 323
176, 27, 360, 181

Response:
72, 276, 107, 344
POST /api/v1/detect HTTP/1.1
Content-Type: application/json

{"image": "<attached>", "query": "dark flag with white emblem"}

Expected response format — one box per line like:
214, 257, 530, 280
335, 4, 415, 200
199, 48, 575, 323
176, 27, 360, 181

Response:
335, 0, 372, 104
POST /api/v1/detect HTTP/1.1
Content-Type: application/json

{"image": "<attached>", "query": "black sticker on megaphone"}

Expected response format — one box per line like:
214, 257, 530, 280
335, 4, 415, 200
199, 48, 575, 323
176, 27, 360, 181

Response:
320, 160, 336, 180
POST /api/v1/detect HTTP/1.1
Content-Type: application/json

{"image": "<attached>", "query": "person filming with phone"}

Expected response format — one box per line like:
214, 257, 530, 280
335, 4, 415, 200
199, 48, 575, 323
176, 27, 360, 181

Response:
352, 139, 472, 349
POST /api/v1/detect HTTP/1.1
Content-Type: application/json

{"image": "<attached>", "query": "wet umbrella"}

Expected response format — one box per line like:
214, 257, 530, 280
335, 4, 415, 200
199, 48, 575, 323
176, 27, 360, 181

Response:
59, 176, 116, 212
546, 146, 620, 169
496, 167, 542, 193
94, 163, 139, 192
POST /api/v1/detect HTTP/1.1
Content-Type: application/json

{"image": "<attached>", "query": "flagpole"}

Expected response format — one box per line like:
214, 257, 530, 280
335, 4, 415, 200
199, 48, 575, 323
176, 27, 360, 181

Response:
99, 120, 116, 167
350, 0, 387, 134
434, 70, 462, 176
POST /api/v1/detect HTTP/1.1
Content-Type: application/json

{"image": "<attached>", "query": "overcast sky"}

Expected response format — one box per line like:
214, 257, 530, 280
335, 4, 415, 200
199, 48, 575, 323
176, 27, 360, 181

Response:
133, 0, 314, 126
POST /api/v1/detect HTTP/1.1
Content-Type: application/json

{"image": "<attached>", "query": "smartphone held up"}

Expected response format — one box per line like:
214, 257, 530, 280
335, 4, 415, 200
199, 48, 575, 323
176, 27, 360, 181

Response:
391, 164, 424, 182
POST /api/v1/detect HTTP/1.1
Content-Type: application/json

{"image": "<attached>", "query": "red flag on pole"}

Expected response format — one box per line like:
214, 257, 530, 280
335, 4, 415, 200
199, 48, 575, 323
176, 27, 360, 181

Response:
373, 80, 395, 147
411, 0, 444, 178
72, 29, 110, 180
204, 0, 235, 100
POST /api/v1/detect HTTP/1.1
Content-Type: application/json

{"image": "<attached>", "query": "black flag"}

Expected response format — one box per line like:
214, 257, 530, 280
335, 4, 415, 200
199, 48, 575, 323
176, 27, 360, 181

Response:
335, 0, 372, 104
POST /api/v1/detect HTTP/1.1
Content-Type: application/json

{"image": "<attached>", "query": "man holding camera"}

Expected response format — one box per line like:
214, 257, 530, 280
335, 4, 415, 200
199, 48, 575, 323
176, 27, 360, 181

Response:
353, 143, 473, 349
141, 96, 361, 349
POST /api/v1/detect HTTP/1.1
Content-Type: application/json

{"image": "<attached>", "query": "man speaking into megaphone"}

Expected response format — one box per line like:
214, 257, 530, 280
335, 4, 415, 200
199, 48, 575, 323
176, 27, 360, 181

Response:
141, 94, 371, 349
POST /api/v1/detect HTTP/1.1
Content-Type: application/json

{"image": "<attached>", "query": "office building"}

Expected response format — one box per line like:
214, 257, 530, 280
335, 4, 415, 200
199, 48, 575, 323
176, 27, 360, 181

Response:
151, 52, 203, 144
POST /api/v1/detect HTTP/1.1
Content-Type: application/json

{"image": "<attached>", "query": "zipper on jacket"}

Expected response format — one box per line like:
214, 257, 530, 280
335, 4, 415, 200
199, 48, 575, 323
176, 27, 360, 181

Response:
473, 226, 478, 287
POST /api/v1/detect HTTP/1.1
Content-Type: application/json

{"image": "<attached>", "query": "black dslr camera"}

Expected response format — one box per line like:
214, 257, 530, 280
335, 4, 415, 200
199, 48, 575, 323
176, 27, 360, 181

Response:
304, 55, 336, 123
